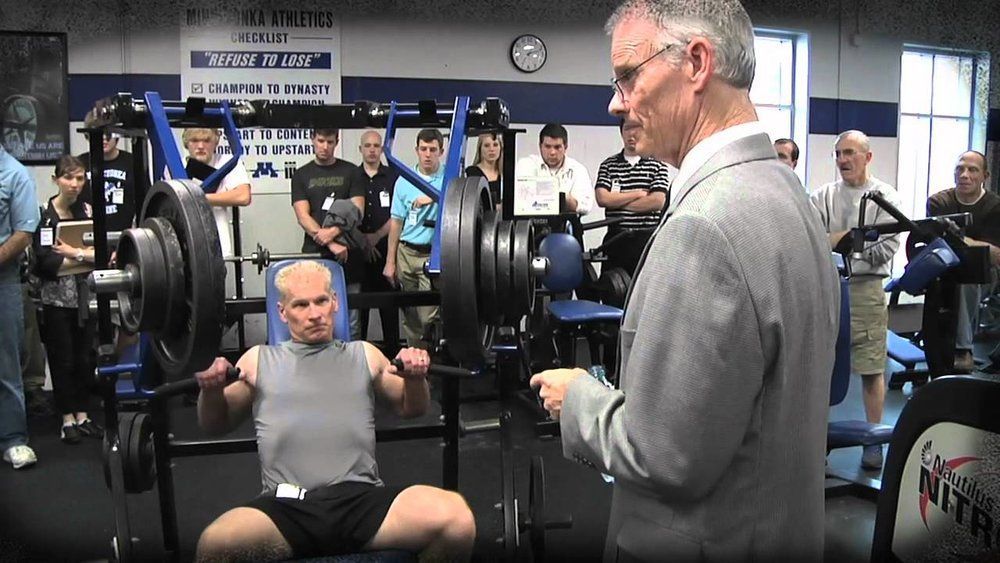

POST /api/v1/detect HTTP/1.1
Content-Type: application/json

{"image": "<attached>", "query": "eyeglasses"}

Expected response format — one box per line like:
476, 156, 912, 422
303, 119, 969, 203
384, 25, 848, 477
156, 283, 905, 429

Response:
833, 148, 862, 158
611, 44, 675, 101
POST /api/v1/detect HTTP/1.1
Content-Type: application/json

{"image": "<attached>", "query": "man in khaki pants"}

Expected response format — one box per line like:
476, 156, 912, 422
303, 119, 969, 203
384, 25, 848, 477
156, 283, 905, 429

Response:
383, 129, 445, 349
810, 130, 902, 470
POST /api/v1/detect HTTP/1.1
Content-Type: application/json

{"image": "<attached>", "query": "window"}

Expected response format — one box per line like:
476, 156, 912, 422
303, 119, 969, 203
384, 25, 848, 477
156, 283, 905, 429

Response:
897, 48, 989, 221
751, 33, 795, 140
751, 30, 808, 182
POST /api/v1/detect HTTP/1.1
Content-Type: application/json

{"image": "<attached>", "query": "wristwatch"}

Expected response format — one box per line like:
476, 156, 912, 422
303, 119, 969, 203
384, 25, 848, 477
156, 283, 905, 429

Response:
74, 250, 84, 263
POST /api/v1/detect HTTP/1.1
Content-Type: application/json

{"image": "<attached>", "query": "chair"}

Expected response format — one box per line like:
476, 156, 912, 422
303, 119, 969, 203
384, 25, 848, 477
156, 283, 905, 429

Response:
885, 330, 928, 389
538, 233, 624, 372
826, 277, 895, 500
265, 259, 417, 563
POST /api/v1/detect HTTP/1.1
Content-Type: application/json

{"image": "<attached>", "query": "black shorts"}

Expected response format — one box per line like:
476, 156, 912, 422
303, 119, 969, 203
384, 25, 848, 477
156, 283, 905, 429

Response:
245, 481, 405, 557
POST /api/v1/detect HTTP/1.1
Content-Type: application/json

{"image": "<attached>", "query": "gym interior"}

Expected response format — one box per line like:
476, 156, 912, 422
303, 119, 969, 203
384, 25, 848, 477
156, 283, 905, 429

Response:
2, 0, 1000, 561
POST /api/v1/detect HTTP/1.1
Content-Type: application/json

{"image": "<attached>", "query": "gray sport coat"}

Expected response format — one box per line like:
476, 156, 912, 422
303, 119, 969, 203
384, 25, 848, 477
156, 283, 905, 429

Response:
561, 132, 840, 562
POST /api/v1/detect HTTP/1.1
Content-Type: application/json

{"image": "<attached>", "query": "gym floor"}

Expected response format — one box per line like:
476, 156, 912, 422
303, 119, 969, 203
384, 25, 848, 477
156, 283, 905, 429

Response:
1, 337, 997, 562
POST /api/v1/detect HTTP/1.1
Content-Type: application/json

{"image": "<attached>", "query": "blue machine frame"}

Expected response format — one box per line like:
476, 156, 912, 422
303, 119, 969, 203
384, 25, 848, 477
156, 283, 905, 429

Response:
99, 91, 487, 391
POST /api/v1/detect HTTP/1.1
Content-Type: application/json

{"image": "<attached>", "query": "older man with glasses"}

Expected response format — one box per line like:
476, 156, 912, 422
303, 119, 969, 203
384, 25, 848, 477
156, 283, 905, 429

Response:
810, 129, 902, 471
530, 0, 839, 560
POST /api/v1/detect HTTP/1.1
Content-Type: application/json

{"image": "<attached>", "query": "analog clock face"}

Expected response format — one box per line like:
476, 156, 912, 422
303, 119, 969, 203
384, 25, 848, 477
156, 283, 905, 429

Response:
511, 35, 546, 73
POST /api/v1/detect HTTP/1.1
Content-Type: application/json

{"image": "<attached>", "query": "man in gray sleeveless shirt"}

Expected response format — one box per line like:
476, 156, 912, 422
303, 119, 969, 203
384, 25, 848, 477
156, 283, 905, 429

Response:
193, 261, 476, 561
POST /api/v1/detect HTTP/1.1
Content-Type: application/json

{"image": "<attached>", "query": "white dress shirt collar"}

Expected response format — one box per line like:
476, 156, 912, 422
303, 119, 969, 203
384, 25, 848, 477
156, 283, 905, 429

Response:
671, 121, 769, 196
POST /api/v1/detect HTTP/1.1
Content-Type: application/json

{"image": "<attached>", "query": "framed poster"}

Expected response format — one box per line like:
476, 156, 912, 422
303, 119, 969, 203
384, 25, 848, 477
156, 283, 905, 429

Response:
0, 31, 69, 163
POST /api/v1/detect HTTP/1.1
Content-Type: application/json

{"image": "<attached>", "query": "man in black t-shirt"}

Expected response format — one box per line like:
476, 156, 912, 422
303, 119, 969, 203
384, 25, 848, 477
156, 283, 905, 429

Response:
356, 130, 400, 353
78, 128, 136, 234
291, 128, 367, 339
927, 150, 1000, 372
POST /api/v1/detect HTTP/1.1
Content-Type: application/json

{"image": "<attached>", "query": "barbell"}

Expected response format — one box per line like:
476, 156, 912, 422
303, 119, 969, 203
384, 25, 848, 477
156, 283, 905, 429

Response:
88, 176, 567, 378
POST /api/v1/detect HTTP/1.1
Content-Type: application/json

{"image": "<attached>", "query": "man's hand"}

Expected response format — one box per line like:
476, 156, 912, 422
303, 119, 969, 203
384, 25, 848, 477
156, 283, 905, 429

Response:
327, 241, 349, 263
413, 196, 434, 209
529, 368, 587, 421
383, 262, 398, 287
313, 227, 340, 246
365, 232, 382, 249
388, 347, 430, 380
195, 357, 237, 392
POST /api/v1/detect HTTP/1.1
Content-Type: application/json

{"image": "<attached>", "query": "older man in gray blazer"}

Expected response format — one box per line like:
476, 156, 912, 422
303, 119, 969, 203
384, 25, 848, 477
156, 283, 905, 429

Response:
530, 1, 840, 561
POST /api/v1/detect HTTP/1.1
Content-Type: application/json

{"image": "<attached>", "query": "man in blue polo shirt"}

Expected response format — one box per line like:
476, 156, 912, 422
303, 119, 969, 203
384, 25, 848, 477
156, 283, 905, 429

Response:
384, 129, 444, 349
0, 144, 41, 469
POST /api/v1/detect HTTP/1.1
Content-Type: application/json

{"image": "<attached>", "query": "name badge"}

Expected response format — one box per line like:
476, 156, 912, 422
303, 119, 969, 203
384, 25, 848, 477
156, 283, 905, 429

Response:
321, 195, 335, 212
407, 208, 419, 227
611, 179, 621, 193
379, 190, 390, 208
112, 188, 125, 205
40, 228, 54, 247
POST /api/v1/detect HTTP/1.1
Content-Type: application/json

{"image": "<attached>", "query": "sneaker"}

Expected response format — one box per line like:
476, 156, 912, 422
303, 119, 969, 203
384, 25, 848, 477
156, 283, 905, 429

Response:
61, 424, 81, 445
861, 444, 883, 470
76, 419, 104, 439
3, 445, 37, 469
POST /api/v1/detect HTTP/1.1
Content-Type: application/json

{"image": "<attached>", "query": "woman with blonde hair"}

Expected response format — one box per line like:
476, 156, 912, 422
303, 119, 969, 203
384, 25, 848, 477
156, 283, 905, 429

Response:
465, 132, 503, 206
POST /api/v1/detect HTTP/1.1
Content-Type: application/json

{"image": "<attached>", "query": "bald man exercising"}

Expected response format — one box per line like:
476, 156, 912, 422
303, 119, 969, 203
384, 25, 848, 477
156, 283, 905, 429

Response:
194, 260, 475, 561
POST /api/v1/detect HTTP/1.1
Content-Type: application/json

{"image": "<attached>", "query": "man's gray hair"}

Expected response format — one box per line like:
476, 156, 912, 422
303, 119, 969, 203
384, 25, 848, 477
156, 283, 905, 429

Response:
606, 0, 756, 90
835, 130, 871, 153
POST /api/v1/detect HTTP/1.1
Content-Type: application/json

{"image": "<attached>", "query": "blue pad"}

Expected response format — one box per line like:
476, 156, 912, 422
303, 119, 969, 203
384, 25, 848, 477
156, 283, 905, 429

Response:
884, 237, 959, 296
827, 420, 894, 449
265, 259, 352, 345
547, 300, 623, 324
886, 331, 925, 366
538, 233, 583, 293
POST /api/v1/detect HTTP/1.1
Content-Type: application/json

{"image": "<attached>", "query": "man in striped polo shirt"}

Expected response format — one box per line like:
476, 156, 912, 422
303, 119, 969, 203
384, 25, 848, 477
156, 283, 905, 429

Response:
595, 123, 672, 275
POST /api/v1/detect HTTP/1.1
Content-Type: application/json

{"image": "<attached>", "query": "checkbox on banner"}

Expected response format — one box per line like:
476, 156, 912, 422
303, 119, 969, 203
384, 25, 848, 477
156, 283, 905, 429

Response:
192, 83, 204, 94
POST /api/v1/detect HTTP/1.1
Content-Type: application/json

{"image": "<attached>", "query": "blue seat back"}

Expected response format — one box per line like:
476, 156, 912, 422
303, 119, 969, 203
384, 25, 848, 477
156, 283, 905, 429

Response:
538, 233, 583, 292
265, 259, 352, 344
830, 278, 851, 407
884, 237, 959, 296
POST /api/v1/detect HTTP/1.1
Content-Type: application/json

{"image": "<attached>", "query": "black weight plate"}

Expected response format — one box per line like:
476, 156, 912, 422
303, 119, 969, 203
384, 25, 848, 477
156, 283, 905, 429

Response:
129, 413, 156, 493
143, 217, 186, 337
512, 220, 535, 320
439, 177, 471, 361
529, 455, 546, 561
142, 180, 226, 379
495, 220, 515, 325
458, 177, 490, 362
116, 227, 167, 333
479, 210, 501, 325
603, 268, 631, 309
440, 177, 488, 363
117, 412, 138, 493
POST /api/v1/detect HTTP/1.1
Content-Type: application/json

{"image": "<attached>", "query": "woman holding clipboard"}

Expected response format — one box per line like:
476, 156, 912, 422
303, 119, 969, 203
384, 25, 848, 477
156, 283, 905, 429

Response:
32, 155, 102, 444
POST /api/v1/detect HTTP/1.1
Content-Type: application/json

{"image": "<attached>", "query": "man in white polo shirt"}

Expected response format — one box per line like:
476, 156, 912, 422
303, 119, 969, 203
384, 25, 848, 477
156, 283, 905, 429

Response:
515, 123, 594, 216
